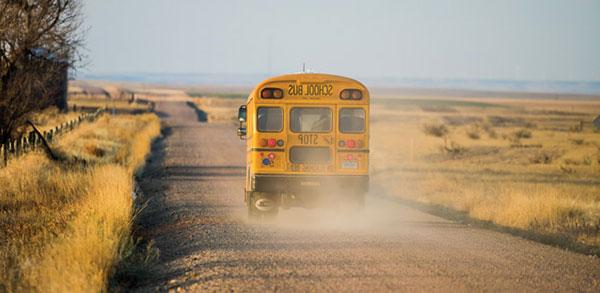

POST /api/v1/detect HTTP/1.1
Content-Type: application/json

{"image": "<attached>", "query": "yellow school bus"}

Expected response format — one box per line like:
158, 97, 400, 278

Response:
237, 73, 369, 218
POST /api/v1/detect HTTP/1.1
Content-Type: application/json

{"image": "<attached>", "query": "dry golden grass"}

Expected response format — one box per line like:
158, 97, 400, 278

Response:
0, 113, 160, 291
191, 97, 242, 122
57, 114, 161, 175
371, 96, 600, 251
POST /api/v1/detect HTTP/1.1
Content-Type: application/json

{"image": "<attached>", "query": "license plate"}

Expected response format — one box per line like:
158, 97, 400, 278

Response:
342, 161, 358, 169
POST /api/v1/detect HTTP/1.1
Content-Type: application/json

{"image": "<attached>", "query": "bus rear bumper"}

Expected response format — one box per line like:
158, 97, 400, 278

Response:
252, 174, 369, 194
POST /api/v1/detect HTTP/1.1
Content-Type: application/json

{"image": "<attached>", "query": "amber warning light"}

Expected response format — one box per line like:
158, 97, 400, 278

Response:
340, 89, 363, 100
261, 88, 284, 99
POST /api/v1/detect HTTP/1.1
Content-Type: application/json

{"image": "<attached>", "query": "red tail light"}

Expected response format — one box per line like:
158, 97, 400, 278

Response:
268, 138, 276, 147
346, 139, 356, 148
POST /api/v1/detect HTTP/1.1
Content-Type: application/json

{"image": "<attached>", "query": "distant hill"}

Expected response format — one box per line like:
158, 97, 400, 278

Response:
80, 73, 600, 96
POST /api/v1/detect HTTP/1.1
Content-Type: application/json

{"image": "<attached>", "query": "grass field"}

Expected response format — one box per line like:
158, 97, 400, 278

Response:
370, 96, 600, 253
0, 113, 160, 291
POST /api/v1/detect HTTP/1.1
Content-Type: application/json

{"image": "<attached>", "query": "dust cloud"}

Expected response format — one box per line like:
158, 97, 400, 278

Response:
247, 190, 433, 235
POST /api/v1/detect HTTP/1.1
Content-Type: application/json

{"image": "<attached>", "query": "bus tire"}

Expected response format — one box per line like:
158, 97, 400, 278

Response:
247, 191, 279, 220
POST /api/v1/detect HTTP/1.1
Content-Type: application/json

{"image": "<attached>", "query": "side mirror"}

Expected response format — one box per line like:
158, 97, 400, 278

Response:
237, 127, 247, 138
237, 105, 247, 139
238, 105, 247, 122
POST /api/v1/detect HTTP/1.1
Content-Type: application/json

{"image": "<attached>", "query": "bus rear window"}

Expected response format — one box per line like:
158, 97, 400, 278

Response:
339, 108, 365, 133
290, 107, 332, 133
257, 107, 283, 132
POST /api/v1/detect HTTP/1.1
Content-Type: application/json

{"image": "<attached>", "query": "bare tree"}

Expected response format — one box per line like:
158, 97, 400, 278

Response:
0, 0, 84, 143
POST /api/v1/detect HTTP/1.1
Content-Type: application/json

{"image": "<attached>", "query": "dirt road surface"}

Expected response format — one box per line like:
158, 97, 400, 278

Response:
133, 100, 600, 291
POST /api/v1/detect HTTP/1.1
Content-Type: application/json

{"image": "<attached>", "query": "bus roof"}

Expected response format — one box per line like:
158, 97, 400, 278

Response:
249, 73, 369, 103
255, 73, 366, 89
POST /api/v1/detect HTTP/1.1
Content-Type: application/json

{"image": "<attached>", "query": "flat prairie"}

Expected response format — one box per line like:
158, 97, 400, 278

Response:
369, 92, 600, 253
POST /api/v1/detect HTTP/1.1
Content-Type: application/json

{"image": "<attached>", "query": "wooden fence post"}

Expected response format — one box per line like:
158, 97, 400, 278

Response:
1, 143, 6, 167
30, 131, 36, 151
15, 138, 20, 158
3, 142, 8, 167
31, 133, 35, 151
19, 136, 24, 155
23, 136, 28, 154
8, 141, 12, 164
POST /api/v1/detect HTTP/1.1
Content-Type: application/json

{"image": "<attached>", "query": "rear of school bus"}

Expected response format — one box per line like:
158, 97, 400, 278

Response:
237, 73, 369, 218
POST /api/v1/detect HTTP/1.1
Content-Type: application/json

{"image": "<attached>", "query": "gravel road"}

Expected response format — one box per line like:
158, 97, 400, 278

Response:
133, 100, 600, 291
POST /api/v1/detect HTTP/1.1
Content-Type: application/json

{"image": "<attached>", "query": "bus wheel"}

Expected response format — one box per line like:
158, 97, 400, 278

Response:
247, 192, 279, 220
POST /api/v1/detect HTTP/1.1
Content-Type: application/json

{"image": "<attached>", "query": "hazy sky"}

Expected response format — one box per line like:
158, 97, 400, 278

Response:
83, 0, 600, 81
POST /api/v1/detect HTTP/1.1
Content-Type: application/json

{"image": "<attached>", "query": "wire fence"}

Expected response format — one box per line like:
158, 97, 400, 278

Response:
1, 108, 104, 168
70, 99, 155, 115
